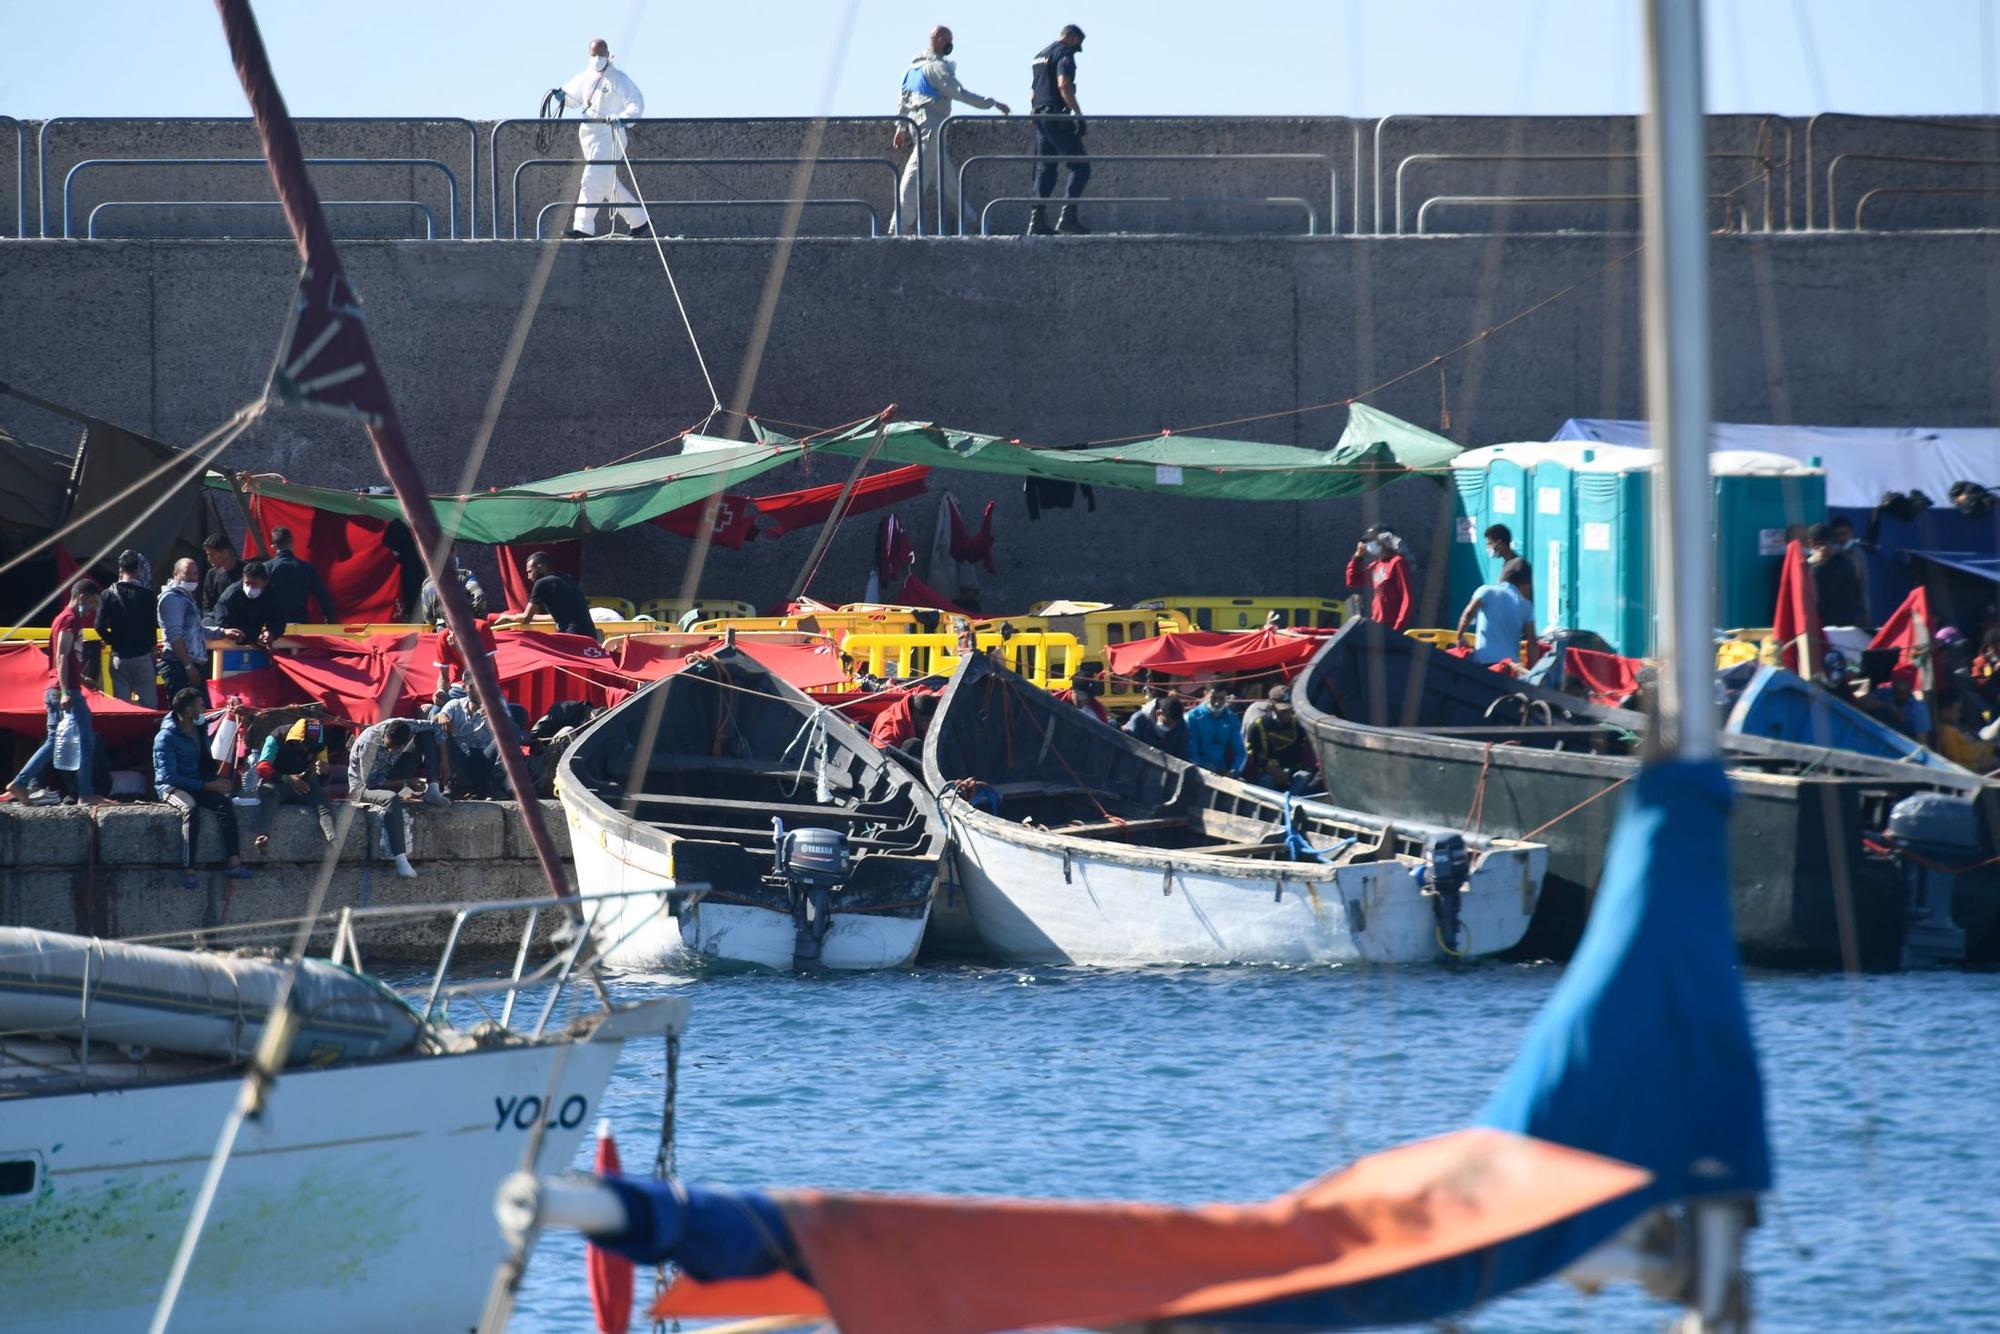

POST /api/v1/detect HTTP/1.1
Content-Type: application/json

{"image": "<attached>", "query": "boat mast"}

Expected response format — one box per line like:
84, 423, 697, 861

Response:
1639, 0, 1716, 761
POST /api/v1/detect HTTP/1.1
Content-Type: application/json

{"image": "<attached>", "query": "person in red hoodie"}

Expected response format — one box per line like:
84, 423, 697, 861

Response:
1345, 526, 1412, 630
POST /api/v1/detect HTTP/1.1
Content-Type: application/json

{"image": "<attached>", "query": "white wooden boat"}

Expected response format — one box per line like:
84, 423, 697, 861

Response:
558, 646, 944, 971
0, 903, 684, 1334
921, 653, 1545, 966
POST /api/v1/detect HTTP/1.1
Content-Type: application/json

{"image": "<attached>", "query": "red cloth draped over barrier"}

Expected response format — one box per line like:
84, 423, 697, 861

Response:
496, 541, 583, 614
246, 493, 403, 622
1772, 539, 1824, 677
0, 644, 162, 743
1867, 587, 1938, 688
1104, 628, 1322, 680
1565, 648, 1644, 708
892, 572, 975, 617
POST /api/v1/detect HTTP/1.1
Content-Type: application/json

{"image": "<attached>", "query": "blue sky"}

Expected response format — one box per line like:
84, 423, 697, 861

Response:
1, 0, 1996, 119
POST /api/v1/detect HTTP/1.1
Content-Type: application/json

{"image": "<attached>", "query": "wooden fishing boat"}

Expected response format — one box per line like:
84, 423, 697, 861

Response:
1295, 619, 2000, 968
558, 645, 945, 971
920, 652, 1545, 966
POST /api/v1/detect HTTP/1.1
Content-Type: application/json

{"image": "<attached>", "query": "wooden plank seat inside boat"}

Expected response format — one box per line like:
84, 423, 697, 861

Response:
1411, 724, 1628, 747
1049, 815, 1190, 840
642, 819, 914, 849
616, 793, 910, 822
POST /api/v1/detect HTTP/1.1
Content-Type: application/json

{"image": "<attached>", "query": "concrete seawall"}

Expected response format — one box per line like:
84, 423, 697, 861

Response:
0, 799, 575, 959
4, 231, 1994, 613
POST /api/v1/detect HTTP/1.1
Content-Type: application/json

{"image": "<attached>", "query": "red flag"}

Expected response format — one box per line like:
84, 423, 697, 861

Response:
588, 1121, 635, 1333
1772, 539, 1824, 676
1867, 586, 1936, 689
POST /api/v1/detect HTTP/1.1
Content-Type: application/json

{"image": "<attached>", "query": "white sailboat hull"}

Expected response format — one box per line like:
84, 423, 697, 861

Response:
947, 807, 1543, 966
0, 1040, 623, 1334
566, 800, 929, 972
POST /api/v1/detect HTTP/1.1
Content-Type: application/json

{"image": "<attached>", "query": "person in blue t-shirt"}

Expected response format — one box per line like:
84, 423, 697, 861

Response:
1454, 558, 1538, 667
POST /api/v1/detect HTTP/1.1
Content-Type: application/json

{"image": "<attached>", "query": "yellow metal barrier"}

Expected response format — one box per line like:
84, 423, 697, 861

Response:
695, 608, 927, 638
1136, 595, 1345, 631
982, 608, 1192, 710
840, 632, 1082, 690
5, 626, 120, 696
586, 596, 638, 620
637, 597, 757, 624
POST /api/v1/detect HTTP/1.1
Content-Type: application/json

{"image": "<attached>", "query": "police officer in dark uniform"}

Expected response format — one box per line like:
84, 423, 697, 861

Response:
1027, 24, 1091, 235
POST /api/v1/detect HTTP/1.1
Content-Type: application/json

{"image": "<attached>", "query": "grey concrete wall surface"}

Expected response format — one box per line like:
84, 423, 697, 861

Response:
2, 230, 1997, 615
0, 799, 574, 958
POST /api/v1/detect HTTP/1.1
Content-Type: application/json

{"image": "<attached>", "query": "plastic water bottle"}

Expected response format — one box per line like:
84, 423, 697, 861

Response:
52, 710, 81, 772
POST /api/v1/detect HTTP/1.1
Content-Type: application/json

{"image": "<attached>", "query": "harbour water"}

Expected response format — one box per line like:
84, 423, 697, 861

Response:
506, 960, 2000, 1332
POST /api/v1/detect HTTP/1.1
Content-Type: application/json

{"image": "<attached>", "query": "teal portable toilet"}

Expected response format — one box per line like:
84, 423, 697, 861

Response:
1446, 459, 1489, 617
1524, 455, 1573, 630
1711, 450, 1826, 630
1572, 447, 1657, 656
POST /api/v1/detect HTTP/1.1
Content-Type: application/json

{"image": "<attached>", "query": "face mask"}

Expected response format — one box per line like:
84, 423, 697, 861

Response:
173, 579, 198, 595
592, 55, 609, 71
244, 584, 265, 599
941, 41, 954, 54
1365, 541, 1382, 558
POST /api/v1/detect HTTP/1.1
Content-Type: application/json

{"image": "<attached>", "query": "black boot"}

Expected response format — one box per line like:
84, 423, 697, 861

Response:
1055, 205, 1090, 235
561, 228, 590, 239
1025, 205, 1054, 236
626, 221, 653, 239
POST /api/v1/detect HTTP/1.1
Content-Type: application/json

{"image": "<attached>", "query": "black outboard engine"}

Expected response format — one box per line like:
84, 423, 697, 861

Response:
1426, 833, 1472, 957
770, 819, 854, 970
1883, 793, 1976, 966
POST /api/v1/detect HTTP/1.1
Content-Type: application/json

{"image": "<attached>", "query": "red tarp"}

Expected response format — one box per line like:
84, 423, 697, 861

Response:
652, 492, 759, 548
651, 464, 933, 547
204, 631, 852, 725
1565, 647, 1644, 708
1104, 628, 1322, 680
1772, 539, 1825, 677
246, 492, 402, 622
653, 1128, 1649, 1333
0, 644, 163, 744
1868, 586, 1937, 689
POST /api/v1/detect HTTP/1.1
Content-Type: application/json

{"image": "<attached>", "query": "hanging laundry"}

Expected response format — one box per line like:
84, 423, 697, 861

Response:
949, 498, 998, 574
1023, 477, 1096, 520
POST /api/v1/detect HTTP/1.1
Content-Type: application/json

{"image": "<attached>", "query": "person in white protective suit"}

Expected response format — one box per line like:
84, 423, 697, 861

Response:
560, 38, 652, 239
892, 25, 1010, 235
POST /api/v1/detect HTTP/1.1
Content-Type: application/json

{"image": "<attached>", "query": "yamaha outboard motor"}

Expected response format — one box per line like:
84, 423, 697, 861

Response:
1425, 833, 1472, 957
1883, 793, 1977, 966
770, 818, 854, 970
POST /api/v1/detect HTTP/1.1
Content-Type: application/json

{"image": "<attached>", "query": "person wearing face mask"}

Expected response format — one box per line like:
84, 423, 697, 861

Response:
1345, 526, 1412, 631
155, 689, 253, 890
1828, 514, 1870, 630
557, 38, 652, 240
211, 560, 288, 648
97, 549, 161, 707
5, 580, 105, 806
892, 25, 1010, 234
157, 557, 211, 706
1482, 523, 1534, 599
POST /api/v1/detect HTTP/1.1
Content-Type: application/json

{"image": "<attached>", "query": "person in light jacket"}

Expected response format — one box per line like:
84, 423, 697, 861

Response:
154, 690, 251, 890
157, 557, 211, 705
559, 38, 651, 239
893, 25, 1010, 234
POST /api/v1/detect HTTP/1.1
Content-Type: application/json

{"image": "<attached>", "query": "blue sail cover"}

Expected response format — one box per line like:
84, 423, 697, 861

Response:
1193, 759, 1771, 1329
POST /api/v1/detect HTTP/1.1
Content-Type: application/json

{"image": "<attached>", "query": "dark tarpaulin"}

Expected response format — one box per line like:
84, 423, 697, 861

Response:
0, 430, 79, 624
64, 418, 219, 581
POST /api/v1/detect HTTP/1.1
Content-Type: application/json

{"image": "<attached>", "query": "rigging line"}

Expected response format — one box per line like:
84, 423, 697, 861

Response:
0, 402, 263, 582
0, 406, 262, 652
618, 135, 723, 413
668, 0, 865, 620
789, 410, 893, 603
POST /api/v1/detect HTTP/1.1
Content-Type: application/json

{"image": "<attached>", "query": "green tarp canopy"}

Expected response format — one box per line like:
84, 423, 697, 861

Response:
814, 403, 1460, 501
212, 434, 807, 546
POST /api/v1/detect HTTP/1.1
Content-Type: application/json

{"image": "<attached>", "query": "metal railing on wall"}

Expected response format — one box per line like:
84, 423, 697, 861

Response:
935, 113, 1363, 235
1374, 113, 1794, 234
61, 158, 459, 238
1824, 152, 2000, 232
488, 116, 920, 237
953, 151, 1337, 236
87, 199, 439, 239
1414, 192, 1751, 235
976, 194, 1318, 236
532, 196, 881, 239
1394, 151, 1776, 234
1804, 112, 2000, 230
1852, 185, 2000, 231
2, 116, 24, 238
508, 154, 898, 239
37, 116, 478, 238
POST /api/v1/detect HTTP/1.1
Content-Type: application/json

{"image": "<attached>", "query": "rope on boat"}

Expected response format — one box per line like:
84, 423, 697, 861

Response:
776, 706, 837, 802
1517, 773, 1634, 843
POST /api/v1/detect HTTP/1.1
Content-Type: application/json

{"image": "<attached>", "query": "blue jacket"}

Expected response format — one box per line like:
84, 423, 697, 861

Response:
1184, 702, 1246, 774
153, 714, 206, 795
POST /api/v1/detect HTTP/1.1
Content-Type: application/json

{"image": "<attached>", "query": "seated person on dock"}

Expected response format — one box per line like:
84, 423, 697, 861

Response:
1243, 685, 1314, 791
492, 552, 601, 641
1124, 691, 1189, 760
1455, 557, 1537, 668
437, 685, 527, 797
868, 689, 938, 756
252, 716, 337, 851
346, 718, 448, 879
1184, 685, 1245, 775
209, 560, 288, 648
154, 690, 253, 890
